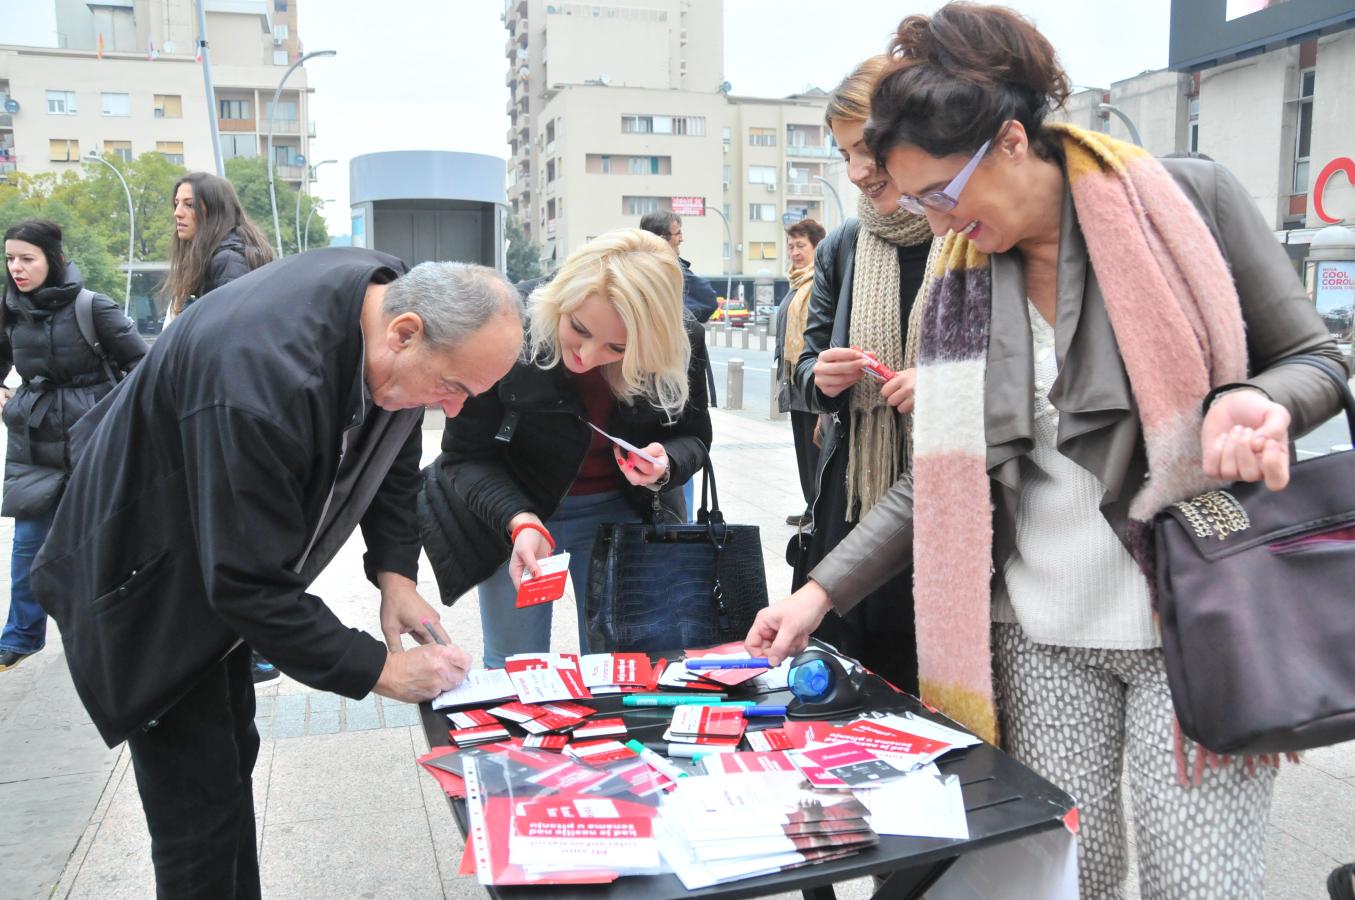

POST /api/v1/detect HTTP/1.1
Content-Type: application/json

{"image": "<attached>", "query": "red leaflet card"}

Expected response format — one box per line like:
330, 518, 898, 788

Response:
416, 747, 466, 798
451, 724, 511, 747
571, 718, 626, 740
516, 553, 573, 608
799, 742, 906, 788
524, 734, 570, 751
832, 720, 951, 759
488, 702, 549, 724
565, 739, 639, 766
681, 642, 767, 688
522, 712, 587, 735
746, 728, 797, 752
701, 750, 800, 775
580, 653, 654, 690
447, 709, 497, 729
668, 704, 746, 740
541, 701, 595, 719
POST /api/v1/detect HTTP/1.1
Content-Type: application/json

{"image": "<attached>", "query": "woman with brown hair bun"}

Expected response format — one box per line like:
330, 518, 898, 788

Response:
746, 4, 1346, 897
788, 55, 936, 695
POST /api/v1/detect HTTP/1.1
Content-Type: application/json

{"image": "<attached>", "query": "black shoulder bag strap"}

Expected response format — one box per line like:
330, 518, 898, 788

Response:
75, 289, 121, 387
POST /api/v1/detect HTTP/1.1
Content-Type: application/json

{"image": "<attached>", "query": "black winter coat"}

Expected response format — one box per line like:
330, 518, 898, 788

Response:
0, 264, 146, 518
201, 228, 252, 296
31, 248, 423, 746
419, 319, 713, 605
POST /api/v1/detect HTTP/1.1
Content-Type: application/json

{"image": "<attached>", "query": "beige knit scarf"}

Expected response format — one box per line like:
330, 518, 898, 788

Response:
782, 265, 815, 375
844, 193, 935, 519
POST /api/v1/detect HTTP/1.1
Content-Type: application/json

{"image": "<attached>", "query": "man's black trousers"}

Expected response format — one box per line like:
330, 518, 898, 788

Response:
127, 643, 262, 899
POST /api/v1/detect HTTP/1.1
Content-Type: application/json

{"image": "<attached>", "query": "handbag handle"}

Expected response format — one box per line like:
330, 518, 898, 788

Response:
1267, 356, 1355, 442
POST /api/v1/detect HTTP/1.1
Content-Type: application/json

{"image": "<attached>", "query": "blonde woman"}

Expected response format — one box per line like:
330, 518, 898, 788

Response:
420, 229, 713, 666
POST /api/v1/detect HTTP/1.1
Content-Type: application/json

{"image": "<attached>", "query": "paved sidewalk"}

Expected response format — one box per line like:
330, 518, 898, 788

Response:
1, 407, 1351, 899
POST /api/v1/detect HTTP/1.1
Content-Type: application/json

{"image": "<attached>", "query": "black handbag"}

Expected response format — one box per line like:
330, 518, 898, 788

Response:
586, 457, 769, 653
1153, 356, 1355, 755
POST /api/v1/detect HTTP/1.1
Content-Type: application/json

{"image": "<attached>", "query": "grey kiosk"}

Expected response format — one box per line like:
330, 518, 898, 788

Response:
349, 150, 506, 270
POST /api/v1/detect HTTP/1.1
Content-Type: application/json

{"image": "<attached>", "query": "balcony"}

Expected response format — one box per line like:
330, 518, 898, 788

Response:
506, 67, 516, 87
547, 218, 556, 236
219, 117, 255, 132
0, 113, 11, 128
786, 181, 822, 196
786, 144, 836, 159
267, 118, 301, 135
308, 121, 316, 139
0, 160, 16, 180
507, 126, 517, 144
275, 164, 304, 180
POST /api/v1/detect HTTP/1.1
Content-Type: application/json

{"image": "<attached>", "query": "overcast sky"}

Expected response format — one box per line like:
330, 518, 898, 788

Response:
299, 0, 1173, 235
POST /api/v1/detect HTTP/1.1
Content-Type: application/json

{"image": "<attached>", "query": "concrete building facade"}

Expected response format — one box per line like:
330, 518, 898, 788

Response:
0, 0, 314, 187
504, 0, 855, 282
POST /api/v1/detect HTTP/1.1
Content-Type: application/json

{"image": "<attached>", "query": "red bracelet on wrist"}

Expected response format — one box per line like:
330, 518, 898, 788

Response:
511, 521, 555, 551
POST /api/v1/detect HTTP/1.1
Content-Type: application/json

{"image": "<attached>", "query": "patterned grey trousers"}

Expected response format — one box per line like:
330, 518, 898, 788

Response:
992, 623, 1275, 900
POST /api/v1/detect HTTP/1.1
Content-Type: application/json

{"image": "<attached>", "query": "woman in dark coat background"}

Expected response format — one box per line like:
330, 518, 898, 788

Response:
0, 219, 146, 670
161, 171, 272, 324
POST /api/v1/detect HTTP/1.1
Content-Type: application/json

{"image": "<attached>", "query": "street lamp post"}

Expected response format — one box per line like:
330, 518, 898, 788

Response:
303, 199, 334, 253
295, 158, 337, 255
268, 49, 336, 256
812, 175, 846, 229
707, 204, 735, 303
1097, 103, 1143, 147
83, 152, 134, 313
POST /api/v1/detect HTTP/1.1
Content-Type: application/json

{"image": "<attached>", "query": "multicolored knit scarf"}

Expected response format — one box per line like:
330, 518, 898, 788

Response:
909, 125, 1248, 745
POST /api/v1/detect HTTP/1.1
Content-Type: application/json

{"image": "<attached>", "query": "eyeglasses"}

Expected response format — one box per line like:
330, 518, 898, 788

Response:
896, 139, 992, 216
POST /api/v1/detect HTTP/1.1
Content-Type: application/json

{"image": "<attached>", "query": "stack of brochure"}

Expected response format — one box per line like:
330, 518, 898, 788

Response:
655, 771, 878, 890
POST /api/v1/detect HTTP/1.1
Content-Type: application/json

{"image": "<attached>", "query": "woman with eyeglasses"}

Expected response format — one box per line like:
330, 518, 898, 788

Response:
787, 55, 937, 695
746, 5, 1344, 898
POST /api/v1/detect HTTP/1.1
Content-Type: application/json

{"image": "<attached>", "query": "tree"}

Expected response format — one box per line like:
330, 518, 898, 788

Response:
0, 173, 122, 299
50, 152, 184, 261
505, 214, 542, 283
225, 156, 327, 254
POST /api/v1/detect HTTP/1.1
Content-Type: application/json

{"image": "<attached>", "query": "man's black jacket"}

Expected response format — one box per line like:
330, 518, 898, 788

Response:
32, 248, 423, 746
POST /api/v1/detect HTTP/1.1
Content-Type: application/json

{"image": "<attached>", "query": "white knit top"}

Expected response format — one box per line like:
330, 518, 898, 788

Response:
992, 302, 1160, 649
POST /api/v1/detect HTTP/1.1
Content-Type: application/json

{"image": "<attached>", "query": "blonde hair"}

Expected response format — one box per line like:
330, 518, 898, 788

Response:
825, 54, 891, 127
528, 228, 690, 419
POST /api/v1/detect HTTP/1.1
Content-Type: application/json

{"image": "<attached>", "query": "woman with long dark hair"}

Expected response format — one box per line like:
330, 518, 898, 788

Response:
0, 219, 145, 670
162, 172, 272, 320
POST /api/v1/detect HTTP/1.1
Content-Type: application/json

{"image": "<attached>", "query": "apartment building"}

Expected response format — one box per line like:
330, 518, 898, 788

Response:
505, 0, 855, 279
0, 0, 314, 186
1055, 25, 1355, 256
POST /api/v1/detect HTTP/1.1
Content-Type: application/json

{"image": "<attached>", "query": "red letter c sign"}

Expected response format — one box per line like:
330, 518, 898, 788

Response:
1314, 157, 1355, 225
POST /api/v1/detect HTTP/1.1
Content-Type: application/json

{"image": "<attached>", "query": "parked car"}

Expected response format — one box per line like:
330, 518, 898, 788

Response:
710, 296, 751, 327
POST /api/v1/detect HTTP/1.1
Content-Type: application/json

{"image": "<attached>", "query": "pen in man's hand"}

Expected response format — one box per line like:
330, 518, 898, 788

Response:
421, 618, 447, 646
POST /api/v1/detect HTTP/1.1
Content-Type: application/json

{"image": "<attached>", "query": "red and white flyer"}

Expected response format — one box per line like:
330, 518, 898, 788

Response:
516, 552, 574, 608
580, 653, 654, 693
488, 701, 549, 724
665, 705, 746, 744
450, 723, 511, 747
541, 701, 596, 719
746, 728, 797, 752
448, 708, 497, 729
798, 742, 909, 788
508, 797, 660, 871
505, 654, 593, 704
522, 711, 589, 735
564, 739, 638, 766
523, 734, 570, 751
701, 750, 800, 776
681, 642, 767, 688
571, 717, 627, 741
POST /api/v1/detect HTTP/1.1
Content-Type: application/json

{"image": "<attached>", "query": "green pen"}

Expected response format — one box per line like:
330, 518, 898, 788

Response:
621, 693, 728, 707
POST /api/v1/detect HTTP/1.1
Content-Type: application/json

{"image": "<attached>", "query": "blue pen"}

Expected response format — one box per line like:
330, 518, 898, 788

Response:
740, 705, 787, 717
685, 658, 771, 670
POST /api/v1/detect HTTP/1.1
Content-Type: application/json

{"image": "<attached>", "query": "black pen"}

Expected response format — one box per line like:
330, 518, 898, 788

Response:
421, 618, 447, 646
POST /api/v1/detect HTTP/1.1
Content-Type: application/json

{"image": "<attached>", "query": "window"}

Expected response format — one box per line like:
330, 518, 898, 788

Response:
154, 94, 182, 118
157, 141, 185, 165
1188, 95, 1199, 155
748, 165, 776, 185
1293, 68, 1315, 194
748, 241, 778, 260
273, 24, 289, 41
748, 203, 776, 222
221, 134, 258, 159
273, 49, 289, 66
274, 145, 301, 167
47, 90, 77, 115
219, 99, 250, 120
629, 156, 660, 175
600, 154, 612, 174
621, 114, 704, 136
546, 159, 556, 183
622, 195, 671, 216
748, 127, 776, 147
722, 164, 731, 189
274, 0, 287, 9
49, 139, 79, 161
101, 92, 130, 117
104, 140, 132, 163
266, 100, 298, 122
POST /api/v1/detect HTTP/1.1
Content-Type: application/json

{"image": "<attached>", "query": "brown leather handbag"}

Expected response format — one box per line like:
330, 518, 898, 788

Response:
1153, 356, 1355, 755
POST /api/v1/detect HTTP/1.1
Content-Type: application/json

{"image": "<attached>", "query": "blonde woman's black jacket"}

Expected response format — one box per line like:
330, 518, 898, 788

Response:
30, 248, 422, 746
419, 318, 712, 605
